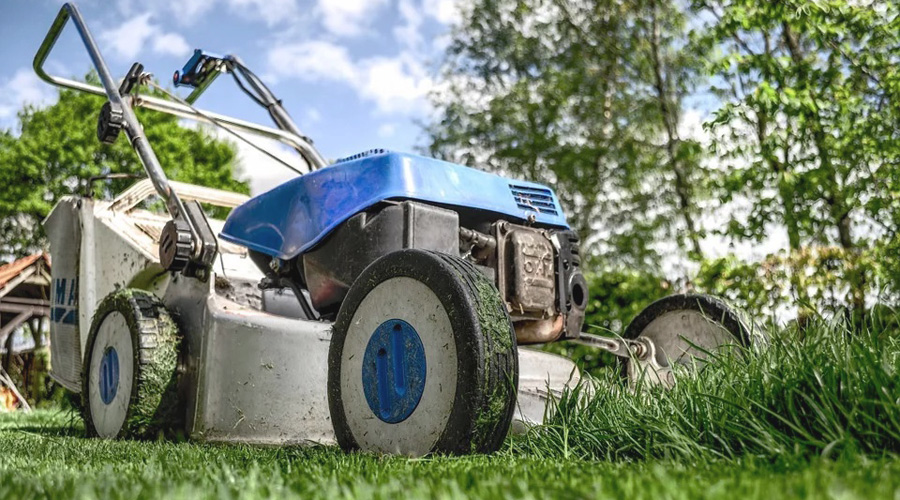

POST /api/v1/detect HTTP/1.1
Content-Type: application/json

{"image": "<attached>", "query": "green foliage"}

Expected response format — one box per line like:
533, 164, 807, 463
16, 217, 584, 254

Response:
427, 0, 709, 270
0, 75, 248, 257
696, 247, 895, 324
878, 235, 900, 295
694, 254, 790, 323
583, 269, 672, 334
429, 0, 900, 323
696, 0, 900, 314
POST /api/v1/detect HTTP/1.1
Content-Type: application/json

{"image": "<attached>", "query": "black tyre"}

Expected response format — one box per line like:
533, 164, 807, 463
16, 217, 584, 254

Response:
81, 289, 182, 439
328, 249, 518, 456
623, 293, 756, 370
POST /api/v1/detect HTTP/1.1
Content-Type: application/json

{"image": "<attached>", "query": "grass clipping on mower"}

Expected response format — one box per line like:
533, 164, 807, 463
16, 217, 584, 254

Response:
104, 289, 182, 439
470, 276, 516, 453
130, 309, 181, 438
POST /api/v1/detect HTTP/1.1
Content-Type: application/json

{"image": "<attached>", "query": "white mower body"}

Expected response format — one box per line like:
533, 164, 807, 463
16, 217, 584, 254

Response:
44, 180, 579, 445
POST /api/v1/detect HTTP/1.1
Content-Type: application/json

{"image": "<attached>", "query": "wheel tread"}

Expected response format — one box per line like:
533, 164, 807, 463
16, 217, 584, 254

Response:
328, 249, 519, 456
424, 251, 518, 453
81, 289, 182, 439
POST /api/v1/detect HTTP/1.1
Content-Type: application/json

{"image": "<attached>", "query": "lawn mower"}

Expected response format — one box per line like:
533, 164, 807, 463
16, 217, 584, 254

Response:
34, 3, 758, 455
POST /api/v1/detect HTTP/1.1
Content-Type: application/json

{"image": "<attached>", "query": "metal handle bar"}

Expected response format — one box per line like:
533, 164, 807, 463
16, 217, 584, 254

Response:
225, 54, 326, 168
136, 94, 327, 170
33, 3, 186, 218
33, 4, 326, 175
32, 2, 230, 268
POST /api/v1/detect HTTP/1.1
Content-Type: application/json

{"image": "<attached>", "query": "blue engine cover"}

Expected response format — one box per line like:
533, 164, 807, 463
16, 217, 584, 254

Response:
220, 150, 569, 260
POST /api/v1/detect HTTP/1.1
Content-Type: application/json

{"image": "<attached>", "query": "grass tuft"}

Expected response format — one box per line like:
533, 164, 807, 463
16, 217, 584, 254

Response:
2, 316, 900, 498
516, 317, 900, 462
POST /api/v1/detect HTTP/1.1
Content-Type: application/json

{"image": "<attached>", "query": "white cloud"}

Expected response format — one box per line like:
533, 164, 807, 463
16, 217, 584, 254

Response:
228, 0, 301, 27
317, 0, 389, 37
236, 135, 305, 195
357, 56, 433, 114
153, 33, 191, 57
100, 13, 156, 60
114, 0, 137, 18
0, 69, 57, 123
423, 0, 463, 25
267, 41, 432, 115
176, 0, 216, 23
191, 123, 305, 195
377, 123, 396, 138
267, 41, 357, 82
305, 108, 322, 124
394, 0, 425, 49
115, 0, 299, 26
99, 13, 191, 60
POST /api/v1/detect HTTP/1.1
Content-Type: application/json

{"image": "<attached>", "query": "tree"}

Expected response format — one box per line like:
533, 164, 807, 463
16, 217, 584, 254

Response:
429, 0, 900, 325
427, 0, 707, 271
0, 76, 249, 257
696, 0, 900, 317
638, 0, 708, 259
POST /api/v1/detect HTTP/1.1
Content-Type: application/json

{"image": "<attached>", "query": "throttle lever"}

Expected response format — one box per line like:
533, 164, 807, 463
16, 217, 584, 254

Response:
119, 62, 144, 95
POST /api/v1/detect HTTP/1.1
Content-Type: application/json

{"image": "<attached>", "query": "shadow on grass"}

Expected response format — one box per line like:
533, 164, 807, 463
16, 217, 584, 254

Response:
0, 408, 84, 438
12, 423, 83, 438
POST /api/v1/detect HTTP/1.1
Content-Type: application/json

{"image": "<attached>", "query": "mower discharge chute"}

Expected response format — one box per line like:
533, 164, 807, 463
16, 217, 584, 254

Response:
35, 3, 758, 455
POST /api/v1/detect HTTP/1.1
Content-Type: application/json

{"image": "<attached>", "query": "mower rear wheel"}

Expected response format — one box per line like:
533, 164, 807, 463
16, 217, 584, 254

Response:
622, 294, 755, 380
328, 249, 518, 456
82, 289, 182, 439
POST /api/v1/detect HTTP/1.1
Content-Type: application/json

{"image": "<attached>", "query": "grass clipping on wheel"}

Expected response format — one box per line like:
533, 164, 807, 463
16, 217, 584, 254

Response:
515, 316, 900, 462
129, 307, 181, 438
470, 278, 516, 452
95, 289, 183, 439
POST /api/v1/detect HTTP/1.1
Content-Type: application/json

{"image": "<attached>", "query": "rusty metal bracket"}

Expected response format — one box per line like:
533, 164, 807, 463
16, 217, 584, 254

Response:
572, 333, 675, 388
572, 332, 646, 358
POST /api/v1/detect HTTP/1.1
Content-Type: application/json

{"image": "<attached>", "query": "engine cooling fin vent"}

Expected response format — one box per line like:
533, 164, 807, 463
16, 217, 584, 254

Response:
336, 149, 390, 164
509, 184, 558, 216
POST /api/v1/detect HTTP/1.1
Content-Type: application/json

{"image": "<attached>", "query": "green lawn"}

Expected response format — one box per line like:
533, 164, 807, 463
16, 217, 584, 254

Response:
0, 410, 898, 500
2, 319, 900, 499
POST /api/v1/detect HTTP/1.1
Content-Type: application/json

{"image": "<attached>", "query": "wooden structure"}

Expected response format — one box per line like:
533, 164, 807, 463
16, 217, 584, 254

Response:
0, 254, 51, 411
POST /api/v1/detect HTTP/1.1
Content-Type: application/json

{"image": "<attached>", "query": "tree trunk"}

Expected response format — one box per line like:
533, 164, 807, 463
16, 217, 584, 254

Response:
754, 30, 812, 321
782, 22, 864, 318
648, 0, 703, 259
2, 332, 13, 379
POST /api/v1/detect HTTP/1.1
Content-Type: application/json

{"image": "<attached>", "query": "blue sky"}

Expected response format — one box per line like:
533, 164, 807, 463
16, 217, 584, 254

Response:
0, 0, 459, 193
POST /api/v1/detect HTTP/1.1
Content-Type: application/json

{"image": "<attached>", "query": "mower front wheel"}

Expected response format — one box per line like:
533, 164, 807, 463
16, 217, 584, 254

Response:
82, 289, 182, 439
328, 249, 518, 456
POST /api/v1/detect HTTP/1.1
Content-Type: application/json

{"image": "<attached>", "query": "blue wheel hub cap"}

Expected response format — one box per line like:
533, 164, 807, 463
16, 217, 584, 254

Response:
99, 347, 119, 405
362, 319, 426, 423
